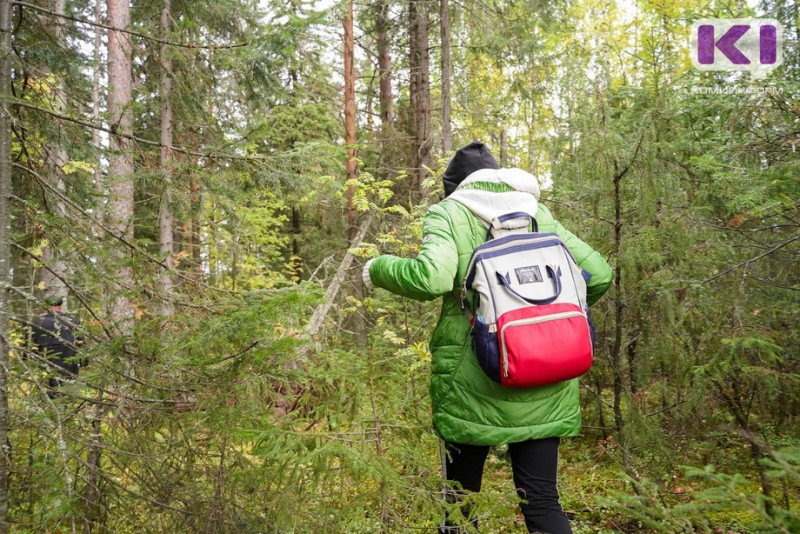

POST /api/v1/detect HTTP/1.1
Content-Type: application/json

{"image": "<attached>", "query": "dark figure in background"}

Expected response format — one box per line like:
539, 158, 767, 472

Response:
31, 295, 84, 395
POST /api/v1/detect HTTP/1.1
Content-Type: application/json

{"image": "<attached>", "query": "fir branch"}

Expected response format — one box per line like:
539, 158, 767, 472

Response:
11, 1, 248, 50
10, 341, 190, 405
698, 234, 800, 285
541, 197, 615, 226
14, 100, 269, 162
12, 162, 233, 298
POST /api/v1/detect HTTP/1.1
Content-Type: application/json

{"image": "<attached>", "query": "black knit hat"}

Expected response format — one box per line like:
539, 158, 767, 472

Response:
442, 142, 500, 197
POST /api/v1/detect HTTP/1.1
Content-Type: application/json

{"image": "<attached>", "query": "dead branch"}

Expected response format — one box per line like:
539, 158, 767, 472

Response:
298, 213, 374, 362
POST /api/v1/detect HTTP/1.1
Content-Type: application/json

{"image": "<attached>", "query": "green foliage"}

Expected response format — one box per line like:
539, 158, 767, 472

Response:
601, 457, 800, 534
6, 0, 800, 531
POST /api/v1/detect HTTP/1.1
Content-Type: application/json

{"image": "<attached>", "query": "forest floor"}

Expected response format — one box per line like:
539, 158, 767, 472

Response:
468, 437, 798, 533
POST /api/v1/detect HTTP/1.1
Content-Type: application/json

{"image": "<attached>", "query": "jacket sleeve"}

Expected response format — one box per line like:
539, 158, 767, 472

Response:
368, 203, 458, 301
540, 205, 613, 306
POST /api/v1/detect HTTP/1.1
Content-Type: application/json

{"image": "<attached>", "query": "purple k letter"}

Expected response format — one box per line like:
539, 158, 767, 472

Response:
698, 24, 751, 65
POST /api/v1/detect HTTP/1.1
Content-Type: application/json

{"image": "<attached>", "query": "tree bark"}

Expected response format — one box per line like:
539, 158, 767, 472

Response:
107, 0, 135, 333
343, 0, 357, 241
376, 0, 393, 129
500, 128, 508, 167
190, 176, 201, 279
714, 381, 775, 516
92, 0, 104, 231
409, 0, 431, 196
159, 0, 174, 318
83, 403, 104, 533
0, 1, 12, 530
290, 205, 302, 282
440, 0, 452, 153
87, 6, 108, 527
611, 158, 625, 433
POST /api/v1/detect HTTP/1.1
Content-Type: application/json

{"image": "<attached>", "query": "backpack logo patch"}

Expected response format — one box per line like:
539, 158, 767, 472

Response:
515, 265, 543, 284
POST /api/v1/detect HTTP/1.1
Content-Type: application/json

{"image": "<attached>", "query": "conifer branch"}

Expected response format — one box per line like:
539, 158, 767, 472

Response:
14, 100, 266, 162
15, 162, 279, 300
698, 234, 800, 285
14, 163, 217, 297
11, 1, 248, 50
541, 197, 615, 226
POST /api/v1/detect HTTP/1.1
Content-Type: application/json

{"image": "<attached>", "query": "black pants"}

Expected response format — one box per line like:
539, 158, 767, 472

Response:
441, 437, 571, 534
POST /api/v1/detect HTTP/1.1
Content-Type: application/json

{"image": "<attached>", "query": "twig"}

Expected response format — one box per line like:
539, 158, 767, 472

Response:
12, 162, 236, 297
204, 341, 259, 365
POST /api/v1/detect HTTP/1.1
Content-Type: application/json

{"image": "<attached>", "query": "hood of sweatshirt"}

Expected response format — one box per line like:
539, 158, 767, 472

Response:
447, 168, 541, 235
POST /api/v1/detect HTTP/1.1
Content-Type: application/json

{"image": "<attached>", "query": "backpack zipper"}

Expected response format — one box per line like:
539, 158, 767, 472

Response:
499, 310, 587, 378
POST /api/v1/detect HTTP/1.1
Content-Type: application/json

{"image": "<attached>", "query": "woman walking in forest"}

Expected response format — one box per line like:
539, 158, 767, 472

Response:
362, 142, 612, 533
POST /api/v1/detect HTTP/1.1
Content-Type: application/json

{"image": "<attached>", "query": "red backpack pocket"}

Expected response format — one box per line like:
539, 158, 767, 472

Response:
496, 302, 593, 388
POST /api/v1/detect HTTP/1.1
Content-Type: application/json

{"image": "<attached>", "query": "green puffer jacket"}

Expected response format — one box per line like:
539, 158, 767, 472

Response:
369, 168, 612, 445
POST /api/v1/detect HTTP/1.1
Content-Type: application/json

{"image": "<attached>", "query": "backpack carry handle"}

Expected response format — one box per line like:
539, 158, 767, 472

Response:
495, 212, 538, 231
495, 265, 561, 305
486, 212, 538, 240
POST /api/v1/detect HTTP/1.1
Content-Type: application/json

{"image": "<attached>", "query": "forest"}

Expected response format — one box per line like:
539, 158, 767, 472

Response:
0, 0, 798, 532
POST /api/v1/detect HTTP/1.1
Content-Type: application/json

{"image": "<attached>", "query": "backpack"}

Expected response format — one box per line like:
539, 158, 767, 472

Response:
460, 212, 594, 388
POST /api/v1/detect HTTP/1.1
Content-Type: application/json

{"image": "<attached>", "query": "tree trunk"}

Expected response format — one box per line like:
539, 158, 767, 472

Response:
0, 1, 12, 530
178, 173, 201, 279
107, 0, 135, 333
440, 0, 452, 153
343, 0, 357, 242
500, 128, 508, 167
611, 160, 625, 433
190, 176, 201, 279
92, 0, 104, 231
290, 205, 302, 282
409, 0, 431, 196
159, 0, 175, 318
376, 0, 393, 130
83, 403, 105, 533
301, 213, 374, 355
86, 11, 107, 524
715, 381, 776, 516
40, 0, 69, 307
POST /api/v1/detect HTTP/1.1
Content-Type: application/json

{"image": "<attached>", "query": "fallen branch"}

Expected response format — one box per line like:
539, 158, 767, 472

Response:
298, 213, 374, 363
